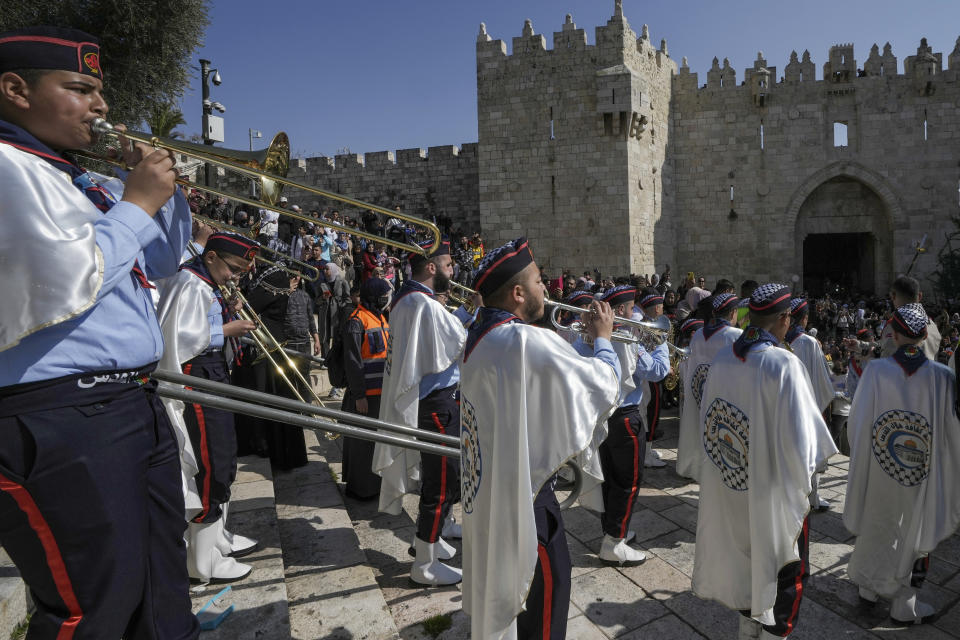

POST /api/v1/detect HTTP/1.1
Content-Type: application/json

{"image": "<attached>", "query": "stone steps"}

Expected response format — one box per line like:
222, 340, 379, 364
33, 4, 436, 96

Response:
0, 548, 28, 639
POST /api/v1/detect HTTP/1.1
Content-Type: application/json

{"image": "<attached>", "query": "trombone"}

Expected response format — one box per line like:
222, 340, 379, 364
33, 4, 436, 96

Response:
151, 370, 584, 510
192, 214, 321, 282
79, 118, 443, 257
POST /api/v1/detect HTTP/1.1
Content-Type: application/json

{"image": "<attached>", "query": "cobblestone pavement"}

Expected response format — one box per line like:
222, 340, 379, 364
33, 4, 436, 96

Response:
330, 407, 960, 639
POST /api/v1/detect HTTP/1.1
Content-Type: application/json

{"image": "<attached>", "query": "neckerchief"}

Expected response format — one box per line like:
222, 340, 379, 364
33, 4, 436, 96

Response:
0, 119, 154, 289
849, 356, 863, 377
785, 324, 805, 345
464, 307, 521, 363
732, 325, 781, 361
703, 318, 732, 341
391, 279, 433, 310
892, 344, 927, 377
181, 256, 241, 364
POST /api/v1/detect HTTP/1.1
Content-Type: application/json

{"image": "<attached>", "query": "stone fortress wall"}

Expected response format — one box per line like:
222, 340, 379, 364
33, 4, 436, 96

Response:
232, 1, 960, 294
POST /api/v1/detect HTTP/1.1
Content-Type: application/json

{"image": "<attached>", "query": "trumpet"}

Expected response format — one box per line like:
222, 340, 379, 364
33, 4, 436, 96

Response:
447, 281, 480, 313
544, 299, 690, 357
77, 119, 443, 257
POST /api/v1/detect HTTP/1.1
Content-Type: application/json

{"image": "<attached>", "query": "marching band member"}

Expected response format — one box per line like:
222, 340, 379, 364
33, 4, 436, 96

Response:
575, 285, 665, 564
340, 277, 392, 499
374, 239, 468, 586
460, 238, 620, 640
693, 284, 836, 640
155, 232, 261, 584
787, 297, 836, 512
877, 276, 941, 361
0, 27, 198, 637
676, 293, 741, 481
634, 288, 670, 468
844, 303, 960, 625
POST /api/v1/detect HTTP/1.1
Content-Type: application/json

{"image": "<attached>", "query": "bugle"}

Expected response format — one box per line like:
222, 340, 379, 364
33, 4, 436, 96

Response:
78, 119, 443, 257
543, 298, 689, 356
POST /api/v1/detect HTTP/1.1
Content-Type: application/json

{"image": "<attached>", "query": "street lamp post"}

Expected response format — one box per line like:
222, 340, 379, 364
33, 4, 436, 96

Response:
200, 58, 225, 186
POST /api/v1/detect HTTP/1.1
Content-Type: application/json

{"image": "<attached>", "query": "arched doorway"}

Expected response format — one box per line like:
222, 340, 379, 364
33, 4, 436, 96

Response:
786, 164, 898, 296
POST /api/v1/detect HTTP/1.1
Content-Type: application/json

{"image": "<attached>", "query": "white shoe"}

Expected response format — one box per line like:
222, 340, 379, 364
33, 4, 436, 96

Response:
890, 587, 937, 625
738, 615, 761, 639
409, 532, 456, 560
598, 534, 646, 565
644, 448, 666, 468
188, 521, 252, 584
441, 514, 462, 539
410, 537, 462, 586
858, 585, 879, 603
218, 503, 258, 558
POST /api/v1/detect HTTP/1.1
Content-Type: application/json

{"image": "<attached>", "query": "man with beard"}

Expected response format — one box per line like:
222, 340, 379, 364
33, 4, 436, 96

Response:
373, 239, 468, 585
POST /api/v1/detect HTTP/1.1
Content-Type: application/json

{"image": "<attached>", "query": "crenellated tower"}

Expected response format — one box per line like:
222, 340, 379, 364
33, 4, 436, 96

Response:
476, 4, 676, 277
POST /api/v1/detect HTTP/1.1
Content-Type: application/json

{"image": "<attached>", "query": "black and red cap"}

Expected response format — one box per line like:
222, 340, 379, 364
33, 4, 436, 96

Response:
789, 298, 809, 318
601, 285, 636, 308
564, 289, 594, 307
748, 283, 792, 316
472, 237, 534, 298
408, 237, 451, 266
205, 232, 260, 261
712, 293, 740, 315
0, 26, 102, 78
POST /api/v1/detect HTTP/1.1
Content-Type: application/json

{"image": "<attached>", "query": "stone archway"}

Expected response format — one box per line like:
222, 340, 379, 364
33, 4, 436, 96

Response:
784, 162, 899, 296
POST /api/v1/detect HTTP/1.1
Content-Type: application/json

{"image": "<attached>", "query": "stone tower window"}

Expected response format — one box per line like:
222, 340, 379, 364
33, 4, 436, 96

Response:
760, 121, 765, 149
833, 122, 848, 147
550, 107, 555, 140
923, 110, 928, 141
603, 113, 613, 136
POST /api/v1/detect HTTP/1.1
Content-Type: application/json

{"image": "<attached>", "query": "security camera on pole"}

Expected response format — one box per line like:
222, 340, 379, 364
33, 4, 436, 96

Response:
200, 58, 225, 187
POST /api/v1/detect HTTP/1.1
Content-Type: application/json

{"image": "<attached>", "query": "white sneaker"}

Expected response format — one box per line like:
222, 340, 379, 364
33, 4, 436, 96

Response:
441, 514, 462, 539
411, 537, 462, 586
598, 534, 646, 565
738, 615, 761, 639
644, 448, 666, 468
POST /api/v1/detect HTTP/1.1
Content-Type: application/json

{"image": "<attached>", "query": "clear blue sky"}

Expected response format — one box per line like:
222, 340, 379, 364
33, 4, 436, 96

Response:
175, 0, 959, 158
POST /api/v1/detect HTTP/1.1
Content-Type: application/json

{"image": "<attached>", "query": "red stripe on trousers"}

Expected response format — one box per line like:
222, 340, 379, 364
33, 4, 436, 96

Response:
537, 543, 553, 640
620, 416, 640, 538
648, 382, 660, 442
428, 413, 447, 542
0, 472, 83, 639
784, 518, 809, 634
183, 364, 213, 522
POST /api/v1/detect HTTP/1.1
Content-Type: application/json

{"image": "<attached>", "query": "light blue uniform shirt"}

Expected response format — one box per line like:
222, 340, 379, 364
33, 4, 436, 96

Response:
2, 186, 191, 385
572, 337, 665, 407
570, 336, 622, 386
207, 297, 225, 350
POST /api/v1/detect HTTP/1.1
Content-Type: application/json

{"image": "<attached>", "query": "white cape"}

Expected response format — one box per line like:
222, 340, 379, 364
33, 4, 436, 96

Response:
0, 143, 103, 352
373, 290, 466, 515
789, 332, 835, 412
578, 338, 635, 511
692, 342, 836, 623
843, 356, 960, 596
460, 323, 619, 640
155, 269, 212, 520
677, 324, 741, 480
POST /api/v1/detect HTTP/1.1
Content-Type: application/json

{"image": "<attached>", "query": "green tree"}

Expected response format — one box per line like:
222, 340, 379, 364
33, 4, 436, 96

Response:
146, 102, 186, 138
0, 1, 210, 128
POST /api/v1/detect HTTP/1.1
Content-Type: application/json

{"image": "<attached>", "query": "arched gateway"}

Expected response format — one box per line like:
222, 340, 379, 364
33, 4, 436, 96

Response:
786, 162, 900, 296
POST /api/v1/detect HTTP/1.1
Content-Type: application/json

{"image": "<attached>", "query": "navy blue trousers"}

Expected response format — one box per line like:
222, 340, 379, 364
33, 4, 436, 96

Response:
516, 485, 572, 640
0, 368, 198, 640
182, 352, 237, 524
415, 385, 461, 543
740, 516, 810, 637
600, 406, 645, 538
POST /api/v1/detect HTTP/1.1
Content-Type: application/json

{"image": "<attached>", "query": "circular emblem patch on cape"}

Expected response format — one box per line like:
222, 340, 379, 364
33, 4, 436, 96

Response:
871, 409, 931, 487
691, 363, 710, 409
703, 398, 750, 491
460, 397, 482, 513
